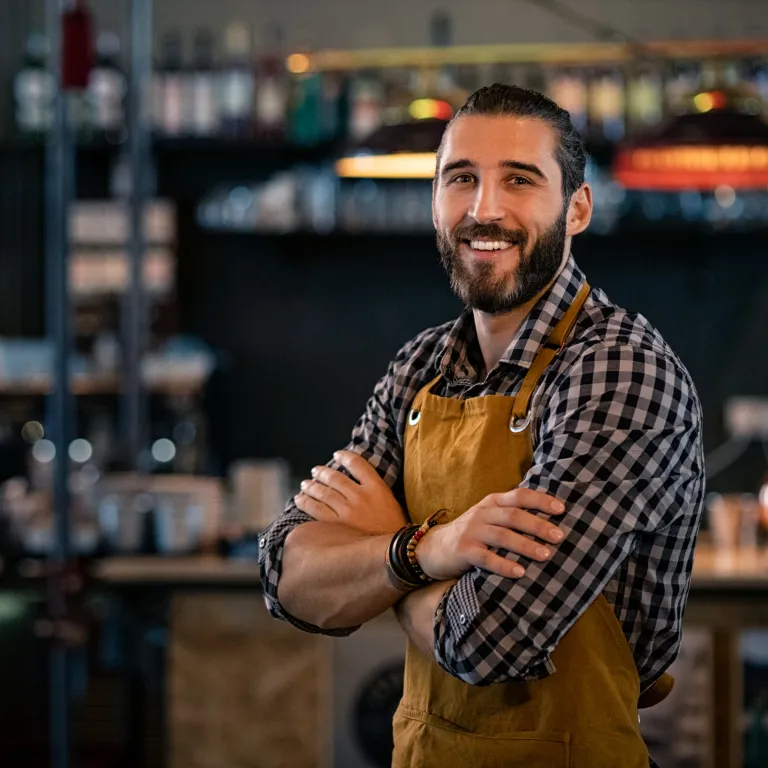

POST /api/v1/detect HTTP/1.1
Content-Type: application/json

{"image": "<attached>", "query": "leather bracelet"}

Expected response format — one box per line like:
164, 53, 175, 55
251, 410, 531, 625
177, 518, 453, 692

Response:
386, 526, 422, 590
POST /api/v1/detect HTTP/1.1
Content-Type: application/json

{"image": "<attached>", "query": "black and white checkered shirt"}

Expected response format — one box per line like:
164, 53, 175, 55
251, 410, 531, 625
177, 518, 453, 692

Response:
259, 254, 705, 692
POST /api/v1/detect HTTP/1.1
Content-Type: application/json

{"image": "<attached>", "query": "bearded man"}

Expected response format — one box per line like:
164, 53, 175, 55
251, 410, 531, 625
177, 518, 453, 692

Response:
259, 83, 704, 768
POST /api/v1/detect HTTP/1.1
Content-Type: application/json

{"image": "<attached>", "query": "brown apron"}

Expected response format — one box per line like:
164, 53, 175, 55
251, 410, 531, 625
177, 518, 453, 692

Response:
393, 283, 668, 767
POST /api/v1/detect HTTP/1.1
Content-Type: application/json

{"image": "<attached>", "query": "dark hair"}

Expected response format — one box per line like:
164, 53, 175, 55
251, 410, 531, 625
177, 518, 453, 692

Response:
435, 83, 588, 202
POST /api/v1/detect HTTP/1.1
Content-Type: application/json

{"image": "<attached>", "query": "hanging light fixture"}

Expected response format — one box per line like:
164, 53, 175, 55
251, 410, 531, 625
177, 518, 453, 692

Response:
614, 83, 768, 191
334, 114, 449, 179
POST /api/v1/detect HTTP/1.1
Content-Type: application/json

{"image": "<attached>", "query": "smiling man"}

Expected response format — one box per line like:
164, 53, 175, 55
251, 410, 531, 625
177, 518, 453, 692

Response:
258, 84, 704, 768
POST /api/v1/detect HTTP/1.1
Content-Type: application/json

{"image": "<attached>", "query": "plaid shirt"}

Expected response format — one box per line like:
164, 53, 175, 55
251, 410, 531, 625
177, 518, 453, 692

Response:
258, 254, 705, 692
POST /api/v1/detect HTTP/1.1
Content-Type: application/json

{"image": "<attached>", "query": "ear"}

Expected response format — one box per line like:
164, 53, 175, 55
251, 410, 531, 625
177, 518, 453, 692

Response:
566, 183, 593, 237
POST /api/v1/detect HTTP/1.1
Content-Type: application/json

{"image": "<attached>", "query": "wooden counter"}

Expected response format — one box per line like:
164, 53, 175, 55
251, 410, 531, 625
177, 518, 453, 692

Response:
94, 543, 768, 591
92, 555, 261, 587
94, 546, 768, 768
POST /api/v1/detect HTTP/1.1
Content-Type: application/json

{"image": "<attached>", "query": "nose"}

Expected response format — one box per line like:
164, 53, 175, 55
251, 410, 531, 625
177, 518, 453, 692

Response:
469, 180, 504, 224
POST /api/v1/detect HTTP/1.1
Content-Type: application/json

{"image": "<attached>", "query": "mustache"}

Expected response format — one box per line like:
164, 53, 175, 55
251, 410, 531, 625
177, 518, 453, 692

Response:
451, 223, 527, 247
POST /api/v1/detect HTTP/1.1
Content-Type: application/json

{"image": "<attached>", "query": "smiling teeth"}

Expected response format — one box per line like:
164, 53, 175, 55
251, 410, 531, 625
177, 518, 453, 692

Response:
470, 240, 510, 251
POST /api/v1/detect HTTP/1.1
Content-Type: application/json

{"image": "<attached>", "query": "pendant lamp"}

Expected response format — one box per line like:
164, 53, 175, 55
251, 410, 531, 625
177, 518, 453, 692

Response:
334, 114, 449, 179
614, 85, 768, 191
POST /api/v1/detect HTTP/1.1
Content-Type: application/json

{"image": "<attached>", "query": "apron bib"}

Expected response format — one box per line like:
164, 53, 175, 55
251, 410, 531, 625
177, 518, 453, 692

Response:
393, 283, 660, 767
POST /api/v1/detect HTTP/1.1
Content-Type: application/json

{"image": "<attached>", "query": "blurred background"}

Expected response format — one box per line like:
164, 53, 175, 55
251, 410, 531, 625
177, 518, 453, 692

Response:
2, 0, 768, 767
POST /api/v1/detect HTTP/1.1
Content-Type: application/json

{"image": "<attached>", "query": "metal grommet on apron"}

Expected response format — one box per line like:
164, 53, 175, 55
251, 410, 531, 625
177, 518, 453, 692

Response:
408, 409, 421, 426
509, 409, 533, 433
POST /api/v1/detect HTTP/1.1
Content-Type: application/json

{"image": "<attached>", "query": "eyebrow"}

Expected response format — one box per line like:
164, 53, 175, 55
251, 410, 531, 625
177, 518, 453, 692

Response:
440, 158, 548, 181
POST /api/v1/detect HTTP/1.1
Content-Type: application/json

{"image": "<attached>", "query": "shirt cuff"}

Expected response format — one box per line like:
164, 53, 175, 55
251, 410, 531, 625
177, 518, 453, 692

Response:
434, 572, 557, 683
440, 573, 482, 646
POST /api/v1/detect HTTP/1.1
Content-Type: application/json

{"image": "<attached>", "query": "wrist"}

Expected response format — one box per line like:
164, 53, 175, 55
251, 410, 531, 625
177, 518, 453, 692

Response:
415, 525, 445, 580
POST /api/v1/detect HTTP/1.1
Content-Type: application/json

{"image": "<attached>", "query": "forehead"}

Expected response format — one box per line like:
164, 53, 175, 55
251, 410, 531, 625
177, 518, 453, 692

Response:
439, 114, 560, 176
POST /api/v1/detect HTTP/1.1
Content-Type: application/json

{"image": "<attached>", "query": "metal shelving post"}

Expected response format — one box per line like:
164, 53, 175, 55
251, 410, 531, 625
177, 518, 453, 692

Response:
123, 0, 154, 471
44, 1, 75, 767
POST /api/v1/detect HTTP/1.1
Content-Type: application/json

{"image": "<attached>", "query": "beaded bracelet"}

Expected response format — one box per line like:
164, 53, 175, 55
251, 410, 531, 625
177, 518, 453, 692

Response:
406, 509, 448, 583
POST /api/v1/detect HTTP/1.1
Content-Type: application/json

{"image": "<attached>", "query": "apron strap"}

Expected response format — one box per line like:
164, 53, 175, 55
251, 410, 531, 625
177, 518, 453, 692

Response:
511, 282, 591, 422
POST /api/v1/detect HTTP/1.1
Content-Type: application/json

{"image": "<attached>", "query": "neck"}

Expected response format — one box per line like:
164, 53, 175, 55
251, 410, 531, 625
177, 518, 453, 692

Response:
473, 251, 569, 375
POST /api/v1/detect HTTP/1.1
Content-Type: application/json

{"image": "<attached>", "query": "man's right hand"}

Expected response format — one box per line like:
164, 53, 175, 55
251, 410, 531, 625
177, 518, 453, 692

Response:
416, 488, 567, 581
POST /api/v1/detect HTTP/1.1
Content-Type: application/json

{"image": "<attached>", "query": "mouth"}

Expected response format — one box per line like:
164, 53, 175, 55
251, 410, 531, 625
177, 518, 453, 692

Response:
461, 239, 518, 259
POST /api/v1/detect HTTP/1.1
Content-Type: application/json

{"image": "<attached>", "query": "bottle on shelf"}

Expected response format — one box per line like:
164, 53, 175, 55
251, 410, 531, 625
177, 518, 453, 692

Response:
13, 32, 55, 139
588, 68, 626, 144
86, 31, 127, 142
253, 24, 289, 141
289, 61, 324, 146
188, 28, 219, 137
548, 68, 588, 134
626, 63, 664, 136
348, 71, 384, 142
218, 21, 255, 139
153, 30, 185, 137
381, 68, 417, 126
751, 58, 768, 114
430, 11, 466, 110
62, 0, 94, 140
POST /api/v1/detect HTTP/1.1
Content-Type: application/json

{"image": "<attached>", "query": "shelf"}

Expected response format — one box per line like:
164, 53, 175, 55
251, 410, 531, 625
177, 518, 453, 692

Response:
0, 374, 205, 397
302, 38, 768, 71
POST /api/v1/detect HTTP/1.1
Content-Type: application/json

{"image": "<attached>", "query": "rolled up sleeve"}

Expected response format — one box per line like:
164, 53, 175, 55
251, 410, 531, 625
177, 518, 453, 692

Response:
258, 338, 420, 634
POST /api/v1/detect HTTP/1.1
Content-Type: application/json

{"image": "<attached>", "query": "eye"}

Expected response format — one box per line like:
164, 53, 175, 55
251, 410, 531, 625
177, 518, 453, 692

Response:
449, 173, 475, 185
509, 176, 531, 186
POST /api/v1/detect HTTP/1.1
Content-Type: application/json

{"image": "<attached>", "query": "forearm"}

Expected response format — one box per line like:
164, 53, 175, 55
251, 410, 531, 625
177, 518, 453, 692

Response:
278, 520, 403, 630
395, 580, 455, 658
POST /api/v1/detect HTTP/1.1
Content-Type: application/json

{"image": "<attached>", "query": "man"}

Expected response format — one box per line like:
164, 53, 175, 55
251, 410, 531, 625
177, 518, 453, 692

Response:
259, 84, 704, 767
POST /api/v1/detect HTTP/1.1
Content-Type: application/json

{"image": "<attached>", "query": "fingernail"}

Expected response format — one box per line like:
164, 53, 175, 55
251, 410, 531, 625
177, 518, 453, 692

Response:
300, 480, 309, 490
294, 494, 302, 504
536, 547, 551, 559
310, 467, 318, 477
513, 565, 525, 577
333, 451, 341, 461
549, 529, 564, 542
551, 500, 566, 513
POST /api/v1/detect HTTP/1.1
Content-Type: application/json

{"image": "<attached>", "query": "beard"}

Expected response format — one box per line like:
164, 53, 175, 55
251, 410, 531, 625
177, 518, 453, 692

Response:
436, 207, 568, 315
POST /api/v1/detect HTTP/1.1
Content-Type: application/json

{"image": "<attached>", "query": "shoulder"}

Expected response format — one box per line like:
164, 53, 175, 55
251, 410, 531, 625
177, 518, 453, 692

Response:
388, 318, 455, 380
378, 319, 456, 434
544, 287, 702, 429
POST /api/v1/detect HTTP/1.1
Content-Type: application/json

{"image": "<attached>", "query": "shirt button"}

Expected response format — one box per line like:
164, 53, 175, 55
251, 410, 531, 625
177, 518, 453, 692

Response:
459, 614, 467, 625
259, 538, 266, 548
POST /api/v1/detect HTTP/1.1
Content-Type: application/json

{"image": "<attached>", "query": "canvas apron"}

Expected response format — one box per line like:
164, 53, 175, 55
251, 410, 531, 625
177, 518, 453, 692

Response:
393, 283, 668, 767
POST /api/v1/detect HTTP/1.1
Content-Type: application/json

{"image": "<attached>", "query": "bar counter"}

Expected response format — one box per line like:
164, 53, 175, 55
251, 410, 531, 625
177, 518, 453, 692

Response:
92, 543, 768, 589
92, 545, 766, 768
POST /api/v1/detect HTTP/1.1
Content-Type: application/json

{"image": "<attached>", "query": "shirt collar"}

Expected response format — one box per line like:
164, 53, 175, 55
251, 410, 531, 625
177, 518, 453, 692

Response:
437, 254, 587, 382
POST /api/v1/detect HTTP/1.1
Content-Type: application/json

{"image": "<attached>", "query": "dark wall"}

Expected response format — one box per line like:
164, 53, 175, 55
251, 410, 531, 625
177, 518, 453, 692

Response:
180, 223, 768, 493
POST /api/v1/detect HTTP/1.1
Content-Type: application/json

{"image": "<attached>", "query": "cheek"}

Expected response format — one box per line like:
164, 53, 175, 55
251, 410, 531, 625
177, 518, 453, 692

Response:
434, 191, 464, 231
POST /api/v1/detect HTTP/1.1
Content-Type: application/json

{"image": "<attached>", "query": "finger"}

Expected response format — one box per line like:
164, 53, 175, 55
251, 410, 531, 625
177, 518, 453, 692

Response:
465, 546, 526, 579
311, 465, 360, 501
334, 450, 386, 487
301, 479, 348, 513
480, 526, 554, 562
294, 493, 338, 522
494, 487, 566, 515
486, 506, 565, 545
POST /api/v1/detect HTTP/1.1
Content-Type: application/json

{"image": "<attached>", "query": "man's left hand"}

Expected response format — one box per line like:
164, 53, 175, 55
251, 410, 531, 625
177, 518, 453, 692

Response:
295, 450, 407, 536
